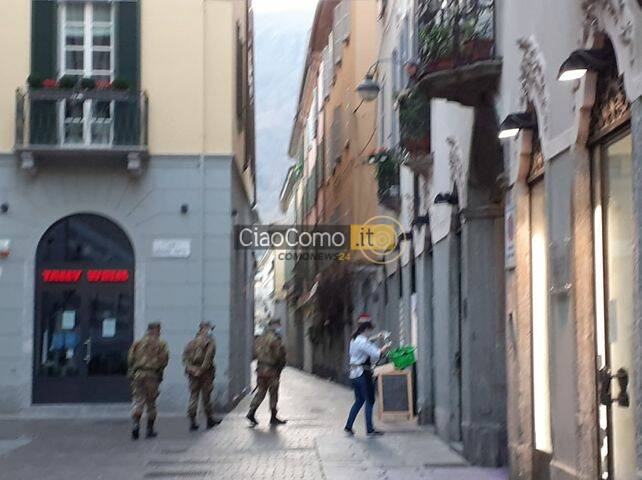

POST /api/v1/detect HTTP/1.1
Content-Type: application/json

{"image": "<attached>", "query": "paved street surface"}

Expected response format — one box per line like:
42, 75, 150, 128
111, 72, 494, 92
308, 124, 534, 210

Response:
0, 368, 508, 479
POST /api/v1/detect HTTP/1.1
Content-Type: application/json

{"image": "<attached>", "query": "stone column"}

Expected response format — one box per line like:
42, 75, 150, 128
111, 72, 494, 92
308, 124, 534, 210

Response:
460, 205, 507, 466
630, 97, 642, 478
432, 233, 462, 442
415, 250, 434, 424
505, 183, 535, 479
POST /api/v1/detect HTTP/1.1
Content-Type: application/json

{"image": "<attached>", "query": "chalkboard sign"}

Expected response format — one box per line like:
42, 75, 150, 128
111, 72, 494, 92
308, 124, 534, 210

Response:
374, 363, 414, 421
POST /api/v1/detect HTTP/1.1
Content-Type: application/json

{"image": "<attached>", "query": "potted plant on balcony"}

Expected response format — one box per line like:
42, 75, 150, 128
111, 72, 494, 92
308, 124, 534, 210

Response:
110, 78, 130, 91
57, 75, 79, 89
27, 75, 43, 89
459, 16, 494, 63
396, 89, 430, 154
42, 78, 58, 89
375, 149, 401, 211
419, 22, 454, 73
79, 77, 96, 90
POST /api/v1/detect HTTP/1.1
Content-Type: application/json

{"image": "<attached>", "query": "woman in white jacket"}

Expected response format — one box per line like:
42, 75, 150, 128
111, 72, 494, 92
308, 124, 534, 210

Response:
344, 320, 389, 436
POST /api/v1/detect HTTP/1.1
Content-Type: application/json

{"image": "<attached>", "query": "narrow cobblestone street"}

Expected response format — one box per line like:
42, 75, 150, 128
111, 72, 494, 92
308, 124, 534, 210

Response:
0, 368, 507, 480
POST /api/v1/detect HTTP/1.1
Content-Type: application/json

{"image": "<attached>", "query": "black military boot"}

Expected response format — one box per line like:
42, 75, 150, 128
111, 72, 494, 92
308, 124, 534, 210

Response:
270, 409, 287, 426
246, 409, 258, 427
131, 421, 140, 440
146, 419, 158, 438
189, 416, 199, 431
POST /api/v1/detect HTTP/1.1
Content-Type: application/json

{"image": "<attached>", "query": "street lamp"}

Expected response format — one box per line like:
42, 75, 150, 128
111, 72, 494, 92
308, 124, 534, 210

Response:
356, 73, 381, 102
557, 49, 609, 82
356, 58, 418, 102
498, 112, 536, 139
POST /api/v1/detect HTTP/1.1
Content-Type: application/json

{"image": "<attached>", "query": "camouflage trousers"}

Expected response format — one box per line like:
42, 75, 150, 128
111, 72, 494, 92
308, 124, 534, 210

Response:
131, 375, 160, 422
249, 374, 280, 411
187, 372, 214, 419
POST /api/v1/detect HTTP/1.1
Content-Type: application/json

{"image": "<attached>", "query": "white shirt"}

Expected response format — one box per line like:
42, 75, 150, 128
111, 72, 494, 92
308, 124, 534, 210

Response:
348, 334, 381, 379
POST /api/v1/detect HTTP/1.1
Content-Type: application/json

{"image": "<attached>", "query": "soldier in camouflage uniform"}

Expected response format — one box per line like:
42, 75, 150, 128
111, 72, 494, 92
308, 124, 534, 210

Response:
183, 322, 220, 431
127, 322, 169, 440
246, 318, 287, 427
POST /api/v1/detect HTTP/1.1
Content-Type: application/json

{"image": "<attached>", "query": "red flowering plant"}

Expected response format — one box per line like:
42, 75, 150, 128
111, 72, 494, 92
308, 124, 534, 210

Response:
96, 80, 112, 90
42, 78, 57, 89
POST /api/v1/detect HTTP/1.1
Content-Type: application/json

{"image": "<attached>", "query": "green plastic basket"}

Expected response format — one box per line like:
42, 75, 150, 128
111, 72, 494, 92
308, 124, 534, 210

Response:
388, 346, 416, 370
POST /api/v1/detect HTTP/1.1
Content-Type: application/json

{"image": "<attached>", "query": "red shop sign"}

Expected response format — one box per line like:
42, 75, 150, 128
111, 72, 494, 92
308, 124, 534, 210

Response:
87, 269, 130, 283
42, 269, 83, 283
42, 269, 130, 283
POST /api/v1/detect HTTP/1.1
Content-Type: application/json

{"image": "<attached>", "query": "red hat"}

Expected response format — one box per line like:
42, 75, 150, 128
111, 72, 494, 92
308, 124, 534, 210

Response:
357, 313, 372, 324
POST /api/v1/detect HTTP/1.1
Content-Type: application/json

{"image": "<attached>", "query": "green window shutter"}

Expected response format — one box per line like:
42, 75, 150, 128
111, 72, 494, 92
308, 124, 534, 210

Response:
114, 1, 141, 145
30, 1, 58, 145
31, 0, 58, 79
115, 1, 140, 89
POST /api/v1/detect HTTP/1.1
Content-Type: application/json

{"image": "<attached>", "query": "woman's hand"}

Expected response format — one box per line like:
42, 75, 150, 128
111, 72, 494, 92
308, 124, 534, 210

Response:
380, 343, 392, 355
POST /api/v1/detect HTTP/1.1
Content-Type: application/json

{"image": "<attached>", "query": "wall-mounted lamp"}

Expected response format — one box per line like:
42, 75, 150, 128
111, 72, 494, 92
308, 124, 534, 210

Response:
180, 204, 189, 215
356, 74, 381, 102
356, 56, 410, 103
434, 192, 459, 205
498, 112, 536, 139
411, 214, 430, 227
0, 203, 8, 214
557, 49, 609, 82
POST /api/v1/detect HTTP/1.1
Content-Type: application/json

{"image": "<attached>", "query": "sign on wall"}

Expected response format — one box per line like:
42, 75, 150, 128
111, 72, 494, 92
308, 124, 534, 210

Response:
152, 239, 191, 258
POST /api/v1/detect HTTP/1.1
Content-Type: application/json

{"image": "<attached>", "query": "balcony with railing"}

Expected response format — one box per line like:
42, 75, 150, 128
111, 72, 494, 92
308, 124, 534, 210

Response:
416, 0, 500, 105
15, 87, 148, 173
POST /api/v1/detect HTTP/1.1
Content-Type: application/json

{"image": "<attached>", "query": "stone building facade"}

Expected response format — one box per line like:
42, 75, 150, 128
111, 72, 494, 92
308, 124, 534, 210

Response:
0, 0, 256, 413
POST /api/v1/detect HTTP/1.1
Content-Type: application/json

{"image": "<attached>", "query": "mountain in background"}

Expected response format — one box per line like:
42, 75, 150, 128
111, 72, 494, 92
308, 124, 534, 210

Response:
254, 7, 315, 223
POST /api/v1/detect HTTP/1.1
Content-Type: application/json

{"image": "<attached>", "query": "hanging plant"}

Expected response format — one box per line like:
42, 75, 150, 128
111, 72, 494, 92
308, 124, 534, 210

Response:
397, 89, 430, 154
375, 149, 400, 206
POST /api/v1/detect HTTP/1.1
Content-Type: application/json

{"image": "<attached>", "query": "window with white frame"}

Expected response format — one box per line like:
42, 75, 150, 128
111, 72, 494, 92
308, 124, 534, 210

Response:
60, 2, 115, 145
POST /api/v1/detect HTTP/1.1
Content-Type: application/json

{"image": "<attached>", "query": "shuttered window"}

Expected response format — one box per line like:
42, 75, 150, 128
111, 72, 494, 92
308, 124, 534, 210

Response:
322, 46, 333, 100
330, 106, 343, 168
332, 1, 350, 65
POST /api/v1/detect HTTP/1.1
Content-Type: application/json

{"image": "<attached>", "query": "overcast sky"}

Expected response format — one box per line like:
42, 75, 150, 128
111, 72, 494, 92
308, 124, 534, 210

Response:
253, 0, 318, 223
253, 0, 318, 14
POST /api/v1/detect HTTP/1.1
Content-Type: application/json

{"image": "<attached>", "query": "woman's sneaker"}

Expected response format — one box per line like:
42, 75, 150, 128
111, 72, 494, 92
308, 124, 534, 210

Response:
366, 429, 384, 436
344, 427, 355, 436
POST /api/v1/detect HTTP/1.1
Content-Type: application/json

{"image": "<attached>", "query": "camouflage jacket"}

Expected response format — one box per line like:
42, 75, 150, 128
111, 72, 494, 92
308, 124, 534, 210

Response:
255, 330, 286, 377
127, 334, 169, 380
182, 334, 216, 377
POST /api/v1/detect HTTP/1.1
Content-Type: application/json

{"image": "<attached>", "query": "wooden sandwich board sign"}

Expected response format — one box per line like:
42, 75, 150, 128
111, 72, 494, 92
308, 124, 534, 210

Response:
374, 363, 415, 421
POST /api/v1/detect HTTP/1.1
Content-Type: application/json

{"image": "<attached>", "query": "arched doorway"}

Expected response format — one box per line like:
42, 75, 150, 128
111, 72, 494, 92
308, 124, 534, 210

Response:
33, 214, 135, 403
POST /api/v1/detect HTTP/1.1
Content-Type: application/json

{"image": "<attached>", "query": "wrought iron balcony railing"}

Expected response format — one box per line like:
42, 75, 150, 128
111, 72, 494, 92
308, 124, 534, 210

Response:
15, 88, 148, 172
418, 0, 496, 74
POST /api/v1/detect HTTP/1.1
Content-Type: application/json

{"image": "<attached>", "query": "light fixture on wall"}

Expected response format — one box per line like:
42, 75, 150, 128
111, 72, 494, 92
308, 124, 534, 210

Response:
411, 214, 430, 227
180, 204, 189, 215
557, 48, 609, 82
0, 203, 8, 214
434, 191, 458, 205
498, 112, 536, 139
356, 73, 381, 102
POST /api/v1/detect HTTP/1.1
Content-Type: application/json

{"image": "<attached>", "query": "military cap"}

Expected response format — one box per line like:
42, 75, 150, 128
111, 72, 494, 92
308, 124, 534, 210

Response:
147, 321, 161, 330
199, 321, 214, 329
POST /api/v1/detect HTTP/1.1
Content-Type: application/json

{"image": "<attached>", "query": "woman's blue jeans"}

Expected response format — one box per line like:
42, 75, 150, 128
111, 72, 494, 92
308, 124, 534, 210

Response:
345, 372, 375, 432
